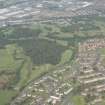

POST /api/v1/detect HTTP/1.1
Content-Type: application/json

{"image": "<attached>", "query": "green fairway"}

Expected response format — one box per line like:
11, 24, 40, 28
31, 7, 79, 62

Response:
0, 44, 22, 70
0, 90, 16, 105
59, 49, 73, 65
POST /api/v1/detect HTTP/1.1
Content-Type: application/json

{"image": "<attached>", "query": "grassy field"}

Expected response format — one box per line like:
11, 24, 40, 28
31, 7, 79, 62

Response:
0, 47, 15, 69
59, 49, 73, 65
0, 90, 17, 105
0, 44, 23, 70
72, 95, 86, 105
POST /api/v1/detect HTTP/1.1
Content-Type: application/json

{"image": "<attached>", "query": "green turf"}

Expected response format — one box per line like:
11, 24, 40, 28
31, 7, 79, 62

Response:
60, 49, 73, 65
72, 95, 86, 105
0, 44, 22, 70
0, 90, 16, 105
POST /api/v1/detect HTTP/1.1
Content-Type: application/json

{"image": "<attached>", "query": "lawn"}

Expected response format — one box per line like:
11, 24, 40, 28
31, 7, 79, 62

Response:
59, 49, 73, 65
0, 90, 17, 105
0, 44, 22, 70
100, 48, 105, 55
72, 95, 86, 105
16, 57, 32, 88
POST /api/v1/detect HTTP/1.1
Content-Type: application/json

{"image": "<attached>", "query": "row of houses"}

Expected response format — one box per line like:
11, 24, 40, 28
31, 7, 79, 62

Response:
77, 39, 105, 105
11, 65, 73, 105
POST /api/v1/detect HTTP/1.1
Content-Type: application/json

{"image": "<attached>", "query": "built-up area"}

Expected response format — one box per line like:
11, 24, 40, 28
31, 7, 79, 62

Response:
77, 38, 105, 105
